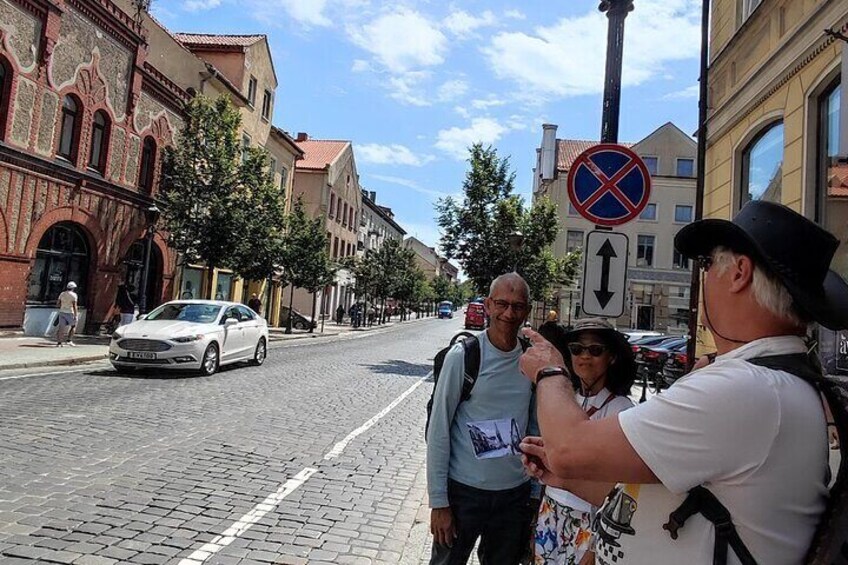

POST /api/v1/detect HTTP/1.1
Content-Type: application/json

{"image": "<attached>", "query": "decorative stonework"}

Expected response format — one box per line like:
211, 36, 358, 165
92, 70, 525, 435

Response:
135, 91, 182, 141
109, 127, 125, 183
74, 55, 108, 109
0, 0, 40, 73
10, 77, 36, 147
51, 6, 132, 118
0, 169, 9, 206
125, 134, 140, 184
35, 91, 59, 156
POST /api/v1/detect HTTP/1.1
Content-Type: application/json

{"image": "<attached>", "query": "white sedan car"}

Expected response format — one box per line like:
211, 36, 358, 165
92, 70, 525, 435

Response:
110, 300, 269, 375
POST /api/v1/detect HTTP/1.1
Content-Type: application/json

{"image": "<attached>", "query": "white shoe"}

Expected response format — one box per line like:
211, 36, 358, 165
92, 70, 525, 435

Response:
66, 341, 76, 347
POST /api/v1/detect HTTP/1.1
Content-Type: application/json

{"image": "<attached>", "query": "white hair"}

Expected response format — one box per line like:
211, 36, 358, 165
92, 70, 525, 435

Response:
489, 272, 530, 301
712, 246, 807, 327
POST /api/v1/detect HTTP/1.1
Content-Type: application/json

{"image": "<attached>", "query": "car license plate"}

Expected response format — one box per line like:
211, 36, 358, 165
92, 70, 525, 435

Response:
128, 352, 156, 360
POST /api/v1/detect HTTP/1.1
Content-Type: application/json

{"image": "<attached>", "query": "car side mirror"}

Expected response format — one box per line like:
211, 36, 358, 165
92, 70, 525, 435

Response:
224, 318, 238, 326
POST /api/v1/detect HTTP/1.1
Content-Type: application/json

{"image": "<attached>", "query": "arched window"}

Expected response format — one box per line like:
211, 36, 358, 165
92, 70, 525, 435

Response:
0, 58, 11, 140
740, 121, 784, 206
138, 137, 157, 192
87, 110, 109, 173
26, 223, 90, 306
58, 95, 81, 162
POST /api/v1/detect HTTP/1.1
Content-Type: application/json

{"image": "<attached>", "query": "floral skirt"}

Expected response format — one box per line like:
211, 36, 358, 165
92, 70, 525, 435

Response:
534, 494, 594, 565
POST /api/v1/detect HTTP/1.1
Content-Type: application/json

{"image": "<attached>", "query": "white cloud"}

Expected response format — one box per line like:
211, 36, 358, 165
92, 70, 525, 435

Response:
349, 9, 448, 73
482, 0, 701, 100
437, 79, 469, 102
454, 106, 471, 119
358, 144, 436, 167
662, 84, 700, 99
435, 118, 509, 160
443, 9, 496, 38
387, 72, 432, 106
183, 0, 221, 11
369, 175, 451, 200
504, 9, 525, 20
470, 96, 507, 110
351, 59, 372, 73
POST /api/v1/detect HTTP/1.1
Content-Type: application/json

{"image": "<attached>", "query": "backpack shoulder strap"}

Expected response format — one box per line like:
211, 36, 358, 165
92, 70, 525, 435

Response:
746, 353, 823, 385
586, 394, 617, 418
460, 336, 481, 402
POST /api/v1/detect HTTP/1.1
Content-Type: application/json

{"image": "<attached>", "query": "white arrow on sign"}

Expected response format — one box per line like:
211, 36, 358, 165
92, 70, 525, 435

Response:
581, 230, 629, 318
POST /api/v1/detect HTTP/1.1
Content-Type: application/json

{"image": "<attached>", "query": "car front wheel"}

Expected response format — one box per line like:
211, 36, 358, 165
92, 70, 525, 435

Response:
200, 343, 220, 376
251, 338, 267, 366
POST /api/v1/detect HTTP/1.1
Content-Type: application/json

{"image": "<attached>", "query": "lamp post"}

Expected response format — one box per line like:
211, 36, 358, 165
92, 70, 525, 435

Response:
598, 0, 634, 144
508, 231, 525, 273
138, 204, 160, 315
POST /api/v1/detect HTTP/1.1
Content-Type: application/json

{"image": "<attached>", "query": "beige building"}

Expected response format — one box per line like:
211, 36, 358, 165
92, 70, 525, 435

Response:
359, 190, 406, 255
702, 0, 847, 371
404, 237, 459, 282
290, 134, 363, 319
534, 122, 697, 331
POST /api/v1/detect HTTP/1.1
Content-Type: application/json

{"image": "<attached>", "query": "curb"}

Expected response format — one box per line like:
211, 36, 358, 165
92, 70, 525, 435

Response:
0, 353, 109, 372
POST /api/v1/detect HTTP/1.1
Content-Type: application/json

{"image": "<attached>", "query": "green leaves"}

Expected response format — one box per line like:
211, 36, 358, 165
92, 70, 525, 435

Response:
285, 198, 335, 294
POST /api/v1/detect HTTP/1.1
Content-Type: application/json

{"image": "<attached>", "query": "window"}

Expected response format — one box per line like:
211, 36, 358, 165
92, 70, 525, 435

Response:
280, 167, 288, 193
676, 158, 695, 177
261, 90, 272, 121
342, 202, 348, 227
241, 134, 251, 162
674, 205, 693, 223
329, 193, 336, 218
568, 202, 578, 216
566, 230, 584, 252
636, 235, 655, 267
333, 237, 339, 258
87, 110, 109, 173
247, 76, 257, 106
741, 121, 783, 205
0, 58, 10, 139
138, 137, 157, 192
639, 203, 657, 221
348, 208, 354, 230
58, 95, 81, 162
673, 249, 689, 269
643, 156, 658, 176
27, 222, 90, 306
268, 157, 276, 176
215, 273, 233, 301
740, 0, 762, 22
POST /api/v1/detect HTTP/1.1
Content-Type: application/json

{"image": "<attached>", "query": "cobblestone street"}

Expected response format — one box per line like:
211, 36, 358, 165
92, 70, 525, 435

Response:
0, 318, 461, 565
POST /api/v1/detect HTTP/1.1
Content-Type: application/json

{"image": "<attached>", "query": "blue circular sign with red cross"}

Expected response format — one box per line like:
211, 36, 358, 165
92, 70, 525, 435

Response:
567, 143, 652, 226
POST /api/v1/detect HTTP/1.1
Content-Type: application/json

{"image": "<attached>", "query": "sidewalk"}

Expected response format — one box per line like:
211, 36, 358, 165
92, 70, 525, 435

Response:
0, 315, 437, 372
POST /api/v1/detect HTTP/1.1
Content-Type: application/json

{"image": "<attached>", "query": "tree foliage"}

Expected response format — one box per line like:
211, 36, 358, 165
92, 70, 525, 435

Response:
436, 143, 564, 301
285, 198, 334, 294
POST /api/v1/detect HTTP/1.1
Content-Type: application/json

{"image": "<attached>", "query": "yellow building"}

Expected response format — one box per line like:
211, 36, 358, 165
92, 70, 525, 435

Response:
703, 0, 847, 369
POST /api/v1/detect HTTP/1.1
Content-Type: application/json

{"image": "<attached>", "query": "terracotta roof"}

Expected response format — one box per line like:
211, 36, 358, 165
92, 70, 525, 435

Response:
173, 33, 265, 48
556, 139, 633, 172
828, 162, 848, 197
295, 140, 349, 170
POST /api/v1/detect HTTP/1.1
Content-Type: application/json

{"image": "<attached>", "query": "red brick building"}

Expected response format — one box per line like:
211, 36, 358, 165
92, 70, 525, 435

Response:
0, 0, 185, 333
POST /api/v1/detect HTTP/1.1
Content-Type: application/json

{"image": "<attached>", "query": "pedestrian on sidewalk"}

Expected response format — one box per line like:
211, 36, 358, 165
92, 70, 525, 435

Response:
531, 319, 635, 565
248, 293, 262, 316
427, 272, 537, 565
519, 201, 846, 565
336, 304, 345, 325
115, 283, 136, 327
56, 281, 79, 347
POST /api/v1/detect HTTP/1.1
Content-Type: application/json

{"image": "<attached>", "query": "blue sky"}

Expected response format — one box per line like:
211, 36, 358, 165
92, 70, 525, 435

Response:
154, 0, 703, 250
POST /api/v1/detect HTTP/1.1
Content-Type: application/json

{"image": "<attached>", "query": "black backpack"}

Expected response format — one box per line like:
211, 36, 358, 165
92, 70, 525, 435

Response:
425, 332, 481, 440
663, 353, 848, 565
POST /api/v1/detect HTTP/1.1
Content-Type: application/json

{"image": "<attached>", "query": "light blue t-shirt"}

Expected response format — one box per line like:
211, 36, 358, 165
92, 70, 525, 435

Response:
426, 330, 535, 508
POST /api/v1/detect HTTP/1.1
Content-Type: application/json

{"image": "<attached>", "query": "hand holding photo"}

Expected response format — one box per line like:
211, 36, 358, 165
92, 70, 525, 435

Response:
467, 418, 522, 459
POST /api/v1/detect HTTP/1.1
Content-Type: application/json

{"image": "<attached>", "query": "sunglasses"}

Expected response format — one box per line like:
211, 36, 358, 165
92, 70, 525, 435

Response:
696, 255, 714, 272
567, 343, 609, 357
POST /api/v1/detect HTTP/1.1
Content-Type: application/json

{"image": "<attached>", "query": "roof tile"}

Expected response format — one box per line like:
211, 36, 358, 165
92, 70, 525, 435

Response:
295, 140, 349, 170
174, 33, 265, 47
556, 139, 633, 172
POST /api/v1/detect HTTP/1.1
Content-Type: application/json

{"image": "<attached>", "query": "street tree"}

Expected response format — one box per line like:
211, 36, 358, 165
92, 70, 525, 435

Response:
431, 275, 452, 303
160, 94, 269, 296
436, 143, 562, 298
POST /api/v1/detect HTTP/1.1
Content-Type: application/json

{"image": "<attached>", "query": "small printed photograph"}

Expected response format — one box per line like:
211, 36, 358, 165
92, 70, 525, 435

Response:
467, 418, 522, 459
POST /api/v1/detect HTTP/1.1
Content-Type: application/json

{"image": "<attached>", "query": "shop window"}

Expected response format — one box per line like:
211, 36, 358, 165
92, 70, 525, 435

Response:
639, 203, 657, 221
740, 121, 783, 205
566, 230, 584, 252
180, 267, 204, 299
247, 76, 257, 106
636, 235, 655, 267
642, 156, 658, 176
87, 110, 109, 173
674, 205, 693, 223
0, 57, 11, 140
58, 95, 81, 163
215, 272, 233, 300
27, 223, 90, 306
138, 137, 157, 193
676, 158, 694, 177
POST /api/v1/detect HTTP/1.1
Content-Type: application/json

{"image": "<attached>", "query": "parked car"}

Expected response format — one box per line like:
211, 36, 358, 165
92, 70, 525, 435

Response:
464, 302, 486, 330
279, 306, 317, 330
109, 300, 269, 376
438, 301, 454, 319
662, 347, 691, 388
635, 337, 688, 391
621, 330, 663, 342
628, 334, 672, 353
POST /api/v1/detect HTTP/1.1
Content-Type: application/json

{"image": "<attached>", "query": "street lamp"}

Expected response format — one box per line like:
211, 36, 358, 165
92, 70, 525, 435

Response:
138, 204, 160, 315
508, 231, 524, 272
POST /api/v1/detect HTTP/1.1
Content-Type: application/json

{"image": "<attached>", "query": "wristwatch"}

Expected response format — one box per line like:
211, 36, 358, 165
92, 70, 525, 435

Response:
535, 366, 569, 384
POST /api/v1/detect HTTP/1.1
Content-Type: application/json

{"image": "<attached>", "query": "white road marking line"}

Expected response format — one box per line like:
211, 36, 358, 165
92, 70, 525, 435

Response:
324, 377, 426, 460
177, 467, 317, 565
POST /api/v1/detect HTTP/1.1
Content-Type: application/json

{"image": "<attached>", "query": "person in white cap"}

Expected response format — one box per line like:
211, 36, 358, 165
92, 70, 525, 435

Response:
56, 281, 79, 346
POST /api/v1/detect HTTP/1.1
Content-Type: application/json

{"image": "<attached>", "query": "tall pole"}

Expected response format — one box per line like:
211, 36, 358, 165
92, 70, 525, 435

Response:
138, 227, 153, 315
686, 0, 711, 371
599, 0, 633, 144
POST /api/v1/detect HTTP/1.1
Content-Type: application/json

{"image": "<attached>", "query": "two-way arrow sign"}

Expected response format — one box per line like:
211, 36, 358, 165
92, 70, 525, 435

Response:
581, 231, 628, 318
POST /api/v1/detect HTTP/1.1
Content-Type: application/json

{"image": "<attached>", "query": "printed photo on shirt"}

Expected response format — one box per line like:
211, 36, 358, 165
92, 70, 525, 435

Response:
467, 418, 522, 459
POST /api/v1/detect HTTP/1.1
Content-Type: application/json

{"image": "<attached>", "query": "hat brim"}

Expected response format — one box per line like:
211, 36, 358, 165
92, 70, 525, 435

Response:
675, 218, 848, 331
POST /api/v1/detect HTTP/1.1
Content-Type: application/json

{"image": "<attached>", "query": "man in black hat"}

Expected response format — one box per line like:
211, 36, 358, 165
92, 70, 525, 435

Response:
519, 201, 847, 565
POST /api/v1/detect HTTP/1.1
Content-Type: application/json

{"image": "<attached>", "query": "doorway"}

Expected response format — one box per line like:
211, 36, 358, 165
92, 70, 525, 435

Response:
635, 305, 654, 330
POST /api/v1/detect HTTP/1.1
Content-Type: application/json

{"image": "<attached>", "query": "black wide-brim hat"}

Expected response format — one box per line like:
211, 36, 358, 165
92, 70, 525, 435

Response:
675, 200, 848, 331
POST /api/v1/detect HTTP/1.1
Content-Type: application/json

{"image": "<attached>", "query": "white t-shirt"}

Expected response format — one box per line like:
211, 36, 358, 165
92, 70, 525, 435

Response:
547, 388, 634, 512
57, 291, 78, 314
594, 336, 829, 565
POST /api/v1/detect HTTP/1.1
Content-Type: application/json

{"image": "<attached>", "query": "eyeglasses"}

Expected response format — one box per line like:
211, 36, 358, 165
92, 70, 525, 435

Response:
696, 255, 714, 272
492, 300, 528, 313
567, 343, 608, 357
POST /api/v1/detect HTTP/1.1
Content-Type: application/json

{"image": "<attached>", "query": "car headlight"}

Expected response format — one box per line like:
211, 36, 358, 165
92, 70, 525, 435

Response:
172, 334, 204, 343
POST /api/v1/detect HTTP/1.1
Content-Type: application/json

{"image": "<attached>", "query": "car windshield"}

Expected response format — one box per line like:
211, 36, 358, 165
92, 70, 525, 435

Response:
146, 303, 222, 323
